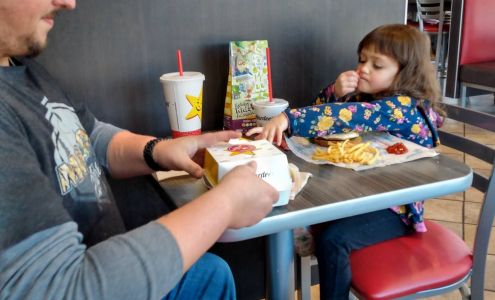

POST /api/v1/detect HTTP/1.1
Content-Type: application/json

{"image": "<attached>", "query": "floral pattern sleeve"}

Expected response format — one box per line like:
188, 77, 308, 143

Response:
285, 95, 437, 148
312, 82, 359, 105
312, 83, 338, 105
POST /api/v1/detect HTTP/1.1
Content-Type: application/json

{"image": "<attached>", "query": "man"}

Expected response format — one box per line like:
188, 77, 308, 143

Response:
0, 0, 278, 299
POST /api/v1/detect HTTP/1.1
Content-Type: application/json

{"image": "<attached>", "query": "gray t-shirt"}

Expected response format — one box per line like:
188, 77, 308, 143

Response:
0, 58, 182, 299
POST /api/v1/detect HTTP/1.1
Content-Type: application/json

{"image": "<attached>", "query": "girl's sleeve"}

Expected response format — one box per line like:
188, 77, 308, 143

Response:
286, 95, 422, 139
312, 83, 338, 105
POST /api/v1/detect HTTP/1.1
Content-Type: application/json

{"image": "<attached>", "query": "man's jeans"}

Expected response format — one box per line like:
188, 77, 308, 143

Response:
315, 209, 411, 300
163, 253, 235, 300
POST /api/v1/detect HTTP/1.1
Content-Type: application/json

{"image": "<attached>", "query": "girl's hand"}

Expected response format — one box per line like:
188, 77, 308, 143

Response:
335, 70, 359, 98
245, 113, 289, 146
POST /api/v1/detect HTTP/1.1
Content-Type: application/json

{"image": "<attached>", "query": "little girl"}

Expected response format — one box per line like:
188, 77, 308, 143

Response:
247, 24, 444, 299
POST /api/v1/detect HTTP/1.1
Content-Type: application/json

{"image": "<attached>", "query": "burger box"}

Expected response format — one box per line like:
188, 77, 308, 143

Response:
204, 138, 292, 206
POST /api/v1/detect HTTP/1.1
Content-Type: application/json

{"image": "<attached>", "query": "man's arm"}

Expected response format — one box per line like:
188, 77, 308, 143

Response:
106, 129, 280, 269
157, 161, 278, 271
105, 130, 156, 178
1, 163, 277, 299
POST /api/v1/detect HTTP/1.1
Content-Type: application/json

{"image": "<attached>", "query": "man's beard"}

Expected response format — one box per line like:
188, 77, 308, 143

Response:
24, 35, 46, 58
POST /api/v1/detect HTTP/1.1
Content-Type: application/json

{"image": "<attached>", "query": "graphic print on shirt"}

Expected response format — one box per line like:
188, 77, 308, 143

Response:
41, 97, 105, 200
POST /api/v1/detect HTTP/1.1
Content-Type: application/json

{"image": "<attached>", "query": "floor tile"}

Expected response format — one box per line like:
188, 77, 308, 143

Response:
465, 123, 495, 136
431, 220, 463, 238
466, 187, 485, 203
424, 289, 465, 300
442, 118, 464, 134
425, 199, 463, 223
438, 192, 464, 201
485, 290, 495, 300
465, 201, 482, 225
437, 144, 464, 156
441, 152, 464, 163
471, 168, 492, 179
485, 255, 495, 291
465, 154, 493, 171
311, 284, 319, 299
464, 224, 495, 254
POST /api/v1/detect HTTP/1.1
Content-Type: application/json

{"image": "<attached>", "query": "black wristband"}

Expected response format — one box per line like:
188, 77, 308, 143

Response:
143, 138, 165, 171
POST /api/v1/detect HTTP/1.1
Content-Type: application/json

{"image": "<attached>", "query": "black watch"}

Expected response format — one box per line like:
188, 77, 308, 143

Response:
143, 138, 165, 171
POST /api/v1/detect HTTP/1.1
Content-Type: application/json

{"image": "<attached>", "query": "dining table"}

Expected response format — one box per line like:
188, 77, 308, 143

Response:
157, 151, 473, 300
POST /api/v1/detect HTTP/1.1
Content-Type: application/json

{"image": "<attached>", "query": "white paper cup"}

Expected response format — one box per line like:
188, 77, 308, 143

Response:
251, 98, 289, 127
160, 72, 205, 138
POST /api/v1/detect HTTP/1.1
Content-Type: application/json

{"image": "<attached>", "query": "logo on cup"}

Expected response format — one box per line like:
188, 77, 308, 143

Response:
160, 72, 205, 138
185, 90, 202, 120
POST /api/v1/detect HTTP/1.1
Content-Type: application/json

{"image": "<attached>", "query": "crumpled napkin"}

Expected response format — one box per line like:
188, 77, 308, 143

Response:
288, 163, 315, 256
288, 163, 312, 200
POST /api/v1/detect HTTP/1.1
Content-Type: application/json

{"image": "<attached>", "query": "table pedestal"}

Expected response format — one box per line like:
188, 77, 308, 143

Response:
266, 229, 295, 300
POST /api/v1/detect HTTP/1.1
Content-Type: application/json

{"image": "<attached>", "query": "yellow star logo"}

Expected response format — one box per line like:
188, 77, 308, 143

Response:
185, 90, 202, 120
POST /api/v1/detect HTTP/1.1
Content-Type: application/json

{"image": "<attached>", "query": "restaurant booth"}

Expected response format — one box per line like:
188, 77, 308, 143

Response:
39, 0, 407, 298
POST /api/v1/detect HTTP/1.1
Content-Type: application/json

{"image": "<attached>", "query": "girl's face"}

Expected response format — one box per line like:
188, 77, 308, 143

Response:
356, 46, 400, 96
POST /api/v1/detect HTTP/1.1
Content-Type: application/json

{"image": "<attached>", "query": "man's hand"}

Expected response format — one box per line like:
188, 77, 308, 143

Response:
157, 160, 278, 271
245, 113, 289, 146
153, 131, 241, 178
334, 70, 359, 98
213, 161, 278, 228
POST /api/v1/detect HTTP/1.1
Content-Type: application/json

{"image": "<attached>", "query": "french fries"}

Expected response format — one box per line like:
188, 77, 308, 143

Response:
312, 139, 380, 165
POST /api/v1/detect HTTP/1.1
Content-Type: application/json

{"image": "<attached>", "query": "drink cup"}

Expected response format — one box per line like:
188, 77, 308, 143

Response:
251, 98, 289, 127
160, 72, 205, 138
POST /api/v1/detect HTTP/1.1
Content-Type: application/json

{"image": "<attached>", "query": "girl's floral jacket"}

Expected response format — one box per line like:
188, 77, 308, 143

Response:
284, 83, 444, 232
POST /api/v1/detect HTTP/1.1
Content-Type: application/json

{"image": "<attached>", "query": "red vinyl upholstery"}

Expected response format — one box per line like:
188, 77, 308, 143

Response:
350, 221, 473, 300
422, 22, 449, 33
459, 0, 495, 65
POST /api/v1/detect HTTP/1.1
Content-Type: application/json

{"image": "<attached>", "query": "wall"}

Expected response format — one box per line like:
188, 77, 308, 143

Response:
39, 0, 406, 137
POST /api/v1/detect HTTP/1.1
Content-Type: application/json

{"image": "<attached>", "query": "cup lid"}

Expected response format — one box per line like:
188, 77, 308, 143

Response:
252, 98, 289, 108
160, 72, 205, 82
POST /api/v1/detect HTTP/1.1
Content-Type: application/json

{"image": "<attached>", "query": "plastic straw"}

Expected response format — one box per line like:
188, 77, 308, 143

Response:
266, 47, 273, 102
176, 49, 183, 76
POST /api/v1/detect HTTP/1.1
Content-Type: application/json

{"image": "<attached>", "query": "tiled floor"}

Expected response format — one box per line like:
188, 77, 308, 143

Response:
300, 93, 495, 300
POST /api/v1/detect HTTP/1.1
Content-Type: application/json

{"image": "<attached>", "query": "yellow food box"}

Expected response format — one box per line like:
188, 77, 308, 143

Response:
204, 138, 292, 206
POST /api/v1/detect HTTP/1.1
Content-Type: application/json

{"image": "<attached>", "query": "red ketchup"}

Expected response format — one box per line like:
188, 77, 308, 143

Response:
386, 142, 408, 155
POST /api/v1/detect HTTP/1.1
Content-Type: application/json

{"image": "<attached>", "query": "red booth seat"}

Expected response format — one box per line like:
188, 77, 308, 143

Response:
459, 0, 495, 66
350, 221, 472, 300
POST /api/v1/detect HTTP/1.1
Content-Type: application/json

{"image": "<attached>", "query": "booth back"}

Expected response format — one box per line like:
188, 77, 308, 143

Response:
459, 0, 495, 65
38, 0, 405, 138
446, 0, 495, 97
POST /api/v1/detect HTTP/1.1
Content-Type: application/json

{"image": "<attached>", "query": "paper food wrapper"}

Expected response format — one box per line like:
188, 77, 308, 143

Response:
285, 132, 438, 171
204, 138, 292, 206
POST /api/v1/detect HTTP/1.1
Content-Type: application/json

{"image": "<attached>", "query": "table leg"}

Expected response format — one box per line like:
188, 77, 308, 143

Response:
266, 229, 295, 300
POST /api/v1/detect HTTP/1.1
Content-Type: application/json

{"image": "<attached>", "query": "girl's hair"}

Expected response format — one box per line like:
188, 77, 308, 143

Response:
358, 24, 443, 114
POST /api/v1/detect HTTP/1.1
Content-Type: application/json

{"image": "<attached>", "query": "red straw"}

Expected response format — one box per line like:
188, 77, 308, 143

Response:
266, 47, 273, 102
176, 49, 183, 76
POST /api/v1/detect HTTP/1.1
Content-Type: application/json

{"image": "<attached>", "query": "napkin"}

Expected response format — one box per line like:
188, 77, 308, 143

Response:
288, 163, 312, 200
288, 163, 315, 256
153, 170, 189, 181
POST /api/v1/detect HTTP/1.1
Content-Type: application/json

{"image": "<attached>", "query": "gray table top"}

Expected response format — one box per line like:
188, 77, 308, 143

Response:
159, 152, 473, 242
